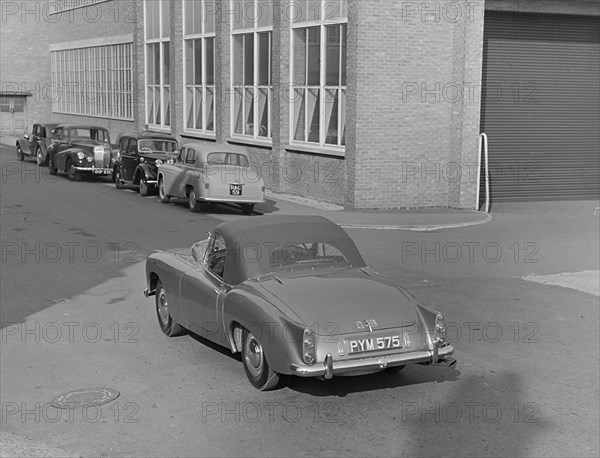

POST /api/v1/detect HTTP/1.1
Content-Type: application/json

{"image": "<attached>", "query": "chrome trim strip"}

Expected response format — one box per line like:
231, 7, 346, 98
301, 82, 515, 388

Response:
290, 346, 455, 377
197, 197, 265, 204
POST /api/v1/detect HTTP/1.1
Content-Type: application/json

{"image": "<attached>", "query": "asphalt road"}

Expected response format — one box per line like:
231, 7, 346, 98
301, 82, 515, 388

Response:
1, 143, 598, 457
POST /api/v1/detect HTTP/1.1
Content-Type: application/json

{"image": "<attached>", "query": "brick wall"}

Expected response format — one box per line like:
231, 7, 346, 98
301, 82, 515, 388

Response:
347, 0, 485, 209
1, 1, 53, 131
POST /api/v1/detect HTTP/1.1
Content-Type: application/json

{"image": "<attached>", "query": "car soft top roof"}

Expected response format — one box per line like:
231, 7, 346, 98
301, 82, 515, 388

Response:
214, 215, 366, 285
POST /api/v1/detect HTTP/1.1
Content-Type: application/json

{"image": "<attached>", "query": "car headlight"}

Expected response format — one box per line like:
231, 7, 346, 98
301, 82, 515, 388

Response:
303, 328, 316, 365
77, 152, 86, 160
434, 313, 446, 346
155, 159, 163, 166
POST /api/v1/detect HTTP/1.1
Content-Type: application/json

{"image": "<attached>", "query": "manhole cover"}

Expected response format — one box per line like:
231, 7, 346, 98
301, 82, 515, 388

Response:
50, 388, 120, 409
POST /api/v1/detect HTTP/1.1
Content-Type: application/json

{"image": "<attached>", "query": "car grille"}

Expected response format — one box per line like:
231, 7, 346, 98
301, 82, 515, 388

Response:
94, 148, 110, 168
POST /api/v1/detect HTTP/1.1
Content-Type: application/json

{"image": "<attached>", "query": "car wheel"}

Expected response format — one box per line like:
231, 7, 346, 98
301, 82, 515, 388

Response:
48, 156, 57, 175
158, 178, 170, 204
188, 189, 203, 213
241, 328, 281, 391
155, 281, 184, 337
36, 148, 46, 166
17, 145, 24, 161
139, 179, 150, 197
241, 204, 254, 216
66, 159, 82, 182
114, 168, 124, 189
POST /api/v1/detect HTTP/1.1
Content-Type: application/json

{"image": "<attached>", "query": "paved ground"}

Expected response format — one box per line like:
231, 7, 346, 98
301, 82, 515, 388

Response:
1, 141, 599, 457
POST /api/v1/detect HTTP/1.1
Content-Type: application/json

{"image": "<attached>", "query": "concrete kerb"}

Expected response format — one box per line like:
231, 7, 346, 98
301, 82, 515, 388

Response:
263, 191, 494, 231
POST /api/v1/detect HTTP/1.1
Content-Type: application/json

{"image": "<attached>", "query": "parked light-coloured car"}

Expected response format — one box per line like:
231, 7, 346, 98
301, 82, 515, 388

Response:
157, 142, 264, 215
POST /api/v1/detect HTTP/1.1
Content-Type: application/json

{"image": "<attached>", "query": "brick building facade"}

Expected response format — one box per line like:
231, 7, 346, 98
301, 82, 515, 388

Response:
2, 0, 598, 208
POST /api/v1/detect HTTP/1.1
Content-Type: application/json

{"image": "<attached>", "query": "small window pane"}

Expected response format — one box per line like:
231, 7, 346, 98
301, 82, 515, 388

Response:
244, 88, 254, 135
326, 25, 340, 85
184, 0, 193, 35
194, 39, 202, 85
195, 87, 203, 129
234, 88, 244, 134
293, 29, 307, 85
232, 0, 244, 30
205, 1, 215, 33
341, 24, 347, 85
307, 27, 320, 86
307, 88, 320, 143
258, 0, 273, 27
232, 35, 243, 85
243, 0, 257, 29
185, 40, 193, 85
325, 88, 338, 145
186, 88, 194, 128
294, 89, 306, 141
205, 38, 214, 85
161, 0, 170, 38
244, 34, 254, 85
162, 42, 170, 83
258, 88, 269, 137
206, 87, 215, 131
258, 32, 270, 85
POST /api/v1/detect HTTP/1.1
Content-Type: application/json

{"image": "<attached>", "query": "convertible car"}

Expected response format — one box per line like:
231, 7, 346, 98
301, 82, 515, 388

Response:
144, 216, 456, 390
157, 142, 264, 215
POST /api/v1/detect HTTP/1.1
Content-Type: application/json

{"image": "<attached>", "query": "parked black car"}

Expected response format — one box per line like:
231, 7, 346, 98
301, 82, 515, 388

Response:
47, 125, 114, 181
113, 131, 179, 196
16, 123, 59, 165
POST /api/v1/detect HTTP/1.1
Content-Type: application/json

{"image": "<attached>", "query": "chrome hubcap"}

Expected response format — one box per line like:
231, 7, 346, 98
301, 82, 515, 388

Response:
157, 290, 169, 324
244, 334, 264, 377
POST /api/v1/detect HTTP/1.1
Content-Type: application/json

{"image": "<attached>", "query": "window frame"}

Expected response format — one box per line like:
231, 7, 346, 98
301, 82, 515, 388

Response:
182, 0, 217, 137
51, 42, 133, 120
230, 0, 273, 142
290, 0, 348, 153
144, 0, 171, 130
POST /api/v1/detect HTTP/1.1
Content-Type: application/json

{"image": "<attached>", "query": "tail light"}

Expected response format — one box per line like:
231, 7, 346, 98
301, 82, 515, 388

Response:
303, 328, 316, 365
434, 313, 446, 346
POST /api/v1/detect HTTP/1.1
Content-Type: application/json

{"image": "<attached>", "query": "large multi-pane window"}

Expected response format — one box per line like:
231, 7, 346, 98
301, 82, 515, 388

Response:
145, 0, 171, 128
231, 0, 273, 139
183, 0, 216, 135
51, 43, 133, 120
291, 0, 348, 149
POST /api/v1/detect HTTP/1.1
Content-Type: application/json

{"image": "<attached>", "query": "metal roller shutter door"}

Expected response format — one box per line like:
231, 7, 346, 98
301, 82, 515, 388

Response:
480, 12, 600, 201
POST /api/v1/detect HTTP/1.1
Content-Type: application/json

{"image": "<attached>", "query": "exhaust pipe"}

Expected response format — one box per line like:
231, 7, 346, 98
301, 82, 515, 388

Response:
437, 357, 457, 367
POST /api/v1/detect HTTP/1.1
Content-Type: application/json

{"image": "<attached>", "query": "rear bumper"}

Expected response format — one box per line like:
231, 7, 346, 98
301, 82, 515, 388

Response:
198, 197, 265, 204
290, 345, 455, 379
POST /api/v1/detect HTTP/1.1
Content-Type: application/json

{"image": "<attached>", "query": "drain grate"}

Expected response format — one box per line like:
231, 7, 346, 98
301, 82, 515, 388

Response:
49, 388, 120, 409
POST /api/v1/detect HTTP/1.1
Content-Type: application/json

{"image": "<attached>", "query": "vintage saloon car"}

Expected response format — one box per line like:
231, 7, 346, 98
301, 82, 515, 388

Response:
16, 122, 59, 165
48, 125, 114, 181
113, 132, 179, 196
144, 216, 456, 391
157, 142, 264, 215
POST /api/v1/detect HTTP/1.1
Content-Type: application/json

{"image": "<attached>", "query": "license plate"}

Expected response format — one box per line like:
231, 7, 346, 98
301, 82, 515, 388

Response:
349, 335, 402, 354
230, 184, 243, 196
